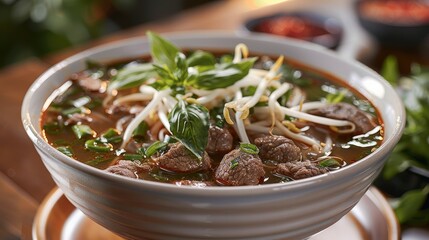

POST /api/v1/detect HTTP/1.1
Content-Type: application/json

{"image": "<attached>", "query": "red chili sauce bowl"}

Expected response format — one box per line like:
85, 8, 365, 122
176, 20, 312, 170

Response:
356, 0, 429, 47
243, 12, 343, 50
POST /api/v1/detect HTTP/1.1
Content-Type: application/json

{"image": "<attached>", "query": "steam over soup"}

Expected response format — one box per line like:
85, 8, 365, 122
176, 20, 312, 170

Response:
40, 32, 383, 186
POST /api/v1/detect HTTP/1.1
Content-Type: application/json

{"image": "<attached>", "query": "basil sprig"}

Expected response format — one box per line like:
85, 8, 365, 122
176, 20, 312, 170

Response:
108, 63, 155, 91
147, 31, 256, 91
147, 31, 179, 70
190, 58, 256, 90
168, 99, 209, 160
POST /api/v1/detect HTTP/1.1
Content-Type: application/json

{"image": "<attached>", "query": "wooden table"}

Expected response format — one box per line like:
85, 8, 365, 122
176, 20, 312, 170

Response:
0, 0, 427, 239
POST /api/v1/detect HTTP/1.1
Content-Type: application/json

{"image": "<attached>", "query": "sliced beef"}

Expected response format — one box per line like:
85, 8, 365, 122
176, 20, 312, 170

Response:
307, 103, 377, 134
206, 126, 234, 155
156, 142, 211, 173
105, 160, 151, 179
215, 149, 265, 186
173, 180, 217, 187
255, 135, 302, 163
273, 160, 328, 180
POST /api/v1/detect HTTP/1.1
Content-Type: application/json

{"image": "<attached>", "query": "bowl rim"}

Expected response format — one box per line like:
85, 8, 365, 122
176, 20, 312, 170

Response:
21, 31, 406, 195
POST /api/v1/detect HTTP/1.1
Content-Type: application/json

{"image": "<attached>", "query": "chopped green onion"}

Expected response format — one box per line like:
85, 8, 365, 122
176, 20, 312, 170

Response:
230, 158, 239, 169
123, 154, 144, 161
72, 125, 96, 139
239, 143, 259, 155
101, 128, 119, 138
43, 122, 62, 135
132, 121, 149, 141
145, 141, 168, 157
100, 128, 122, 143
319, 158, 341, 168
62, 107, 90, 116
56, 146, 74, 158
85, 139, 113, 152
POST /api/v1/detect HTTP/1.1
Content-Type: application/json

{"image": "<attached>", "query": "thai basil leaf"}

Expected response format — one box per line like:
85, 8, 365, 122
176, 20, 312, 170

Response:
147, 31, 179, 71
190, 58, 256, 90
152, 52, 189, 90
186, 50, 216, 67
168, 99, 209, 160
173, 52, 188, 82
108, 63, 155, 91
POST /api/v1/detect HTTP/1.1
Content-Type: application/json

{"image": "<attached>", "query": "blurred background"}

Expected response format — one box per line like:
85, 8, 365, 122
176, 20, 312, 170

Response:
0, 0, 215, 68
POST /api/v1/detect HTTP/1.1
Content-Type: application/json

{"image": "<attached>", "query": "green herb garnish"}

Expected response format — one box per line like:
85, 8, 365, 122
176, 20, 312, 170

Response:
85, 139, 113, 152
43, 122, 62, 135
101, 128, 122, 144
318, 158, 341, 168
168, 99, 209, 160
239, 143, 259, 155
61, 107, 90, 116
145, 141, 168, 158
123, 153, 144, 161
132, 121, 149, 141
56, 146, 74, 158
72, 124, 95, 139
230, 158, 239, 169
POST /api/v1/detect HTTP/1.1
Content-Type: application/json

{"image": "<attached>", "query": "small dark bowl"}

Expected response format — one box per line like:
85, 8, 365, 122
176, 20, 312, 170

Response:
355, 0, 429, 48
243, 12, 343, 50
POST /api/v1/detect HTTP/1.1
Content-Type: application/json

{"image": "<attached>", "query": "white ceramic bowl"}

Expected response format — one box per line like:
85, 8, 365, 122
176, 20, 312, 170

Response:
22, 32, 405, 240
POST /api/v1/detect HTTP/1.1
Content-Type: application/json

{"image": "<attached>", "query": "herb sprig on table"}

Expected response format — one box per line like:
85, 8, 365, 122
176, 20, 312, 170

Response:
381, 56, 429, 225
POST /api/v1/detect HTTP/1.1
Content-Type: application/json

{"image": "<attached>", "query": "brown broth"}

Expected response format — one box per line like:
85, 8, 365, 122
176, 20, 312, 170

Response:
40, 51, 383, 185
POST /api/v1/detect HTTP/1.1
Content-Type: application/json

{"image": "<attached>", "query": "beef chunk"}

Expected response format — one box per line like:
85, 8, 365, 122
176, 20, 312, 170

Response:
307, 103, 377, 134
206, 126, 234, 155
273, 160, 328, 180
255, 135, 302, 163
105, 160, 151, 179
215, 149, 265, 186
173, 180, 216, 187
156, 142, 211, 173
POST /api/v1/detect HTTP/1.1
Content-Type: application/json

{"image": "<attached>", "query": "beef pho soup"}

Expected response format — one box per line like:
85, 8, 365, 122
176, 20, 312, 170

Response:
40, 32, 383, 187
